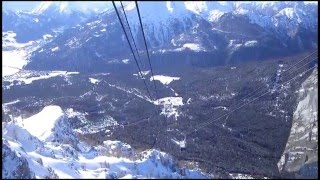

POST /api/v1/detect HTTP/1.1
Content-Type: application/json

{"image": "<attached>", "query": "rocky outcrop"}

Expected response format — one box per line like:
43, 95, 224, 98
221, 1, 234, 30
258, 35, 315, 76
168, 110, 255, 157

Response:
2, 140, 35, 179
278, 68, 318, 178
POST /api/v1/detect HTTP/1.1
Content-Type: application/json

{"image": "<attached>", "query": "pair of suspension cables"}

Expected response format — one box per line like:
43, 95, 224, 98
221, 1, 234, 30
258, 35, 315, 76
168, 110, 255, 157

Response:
112, 2, 318, 146
112, 1, 158, 101
184, 50, 318, 137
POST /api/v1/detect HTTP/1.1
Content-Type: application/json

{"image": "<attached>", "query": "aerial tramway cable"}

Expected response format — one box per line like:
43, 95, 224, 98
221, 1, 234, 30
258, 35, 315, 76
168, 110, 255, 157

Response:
114, 2, 318, 151
161, 51, 317, 150
185, 62, 318, 137
162, 53, 317, 150
187, 56, 318, 135
196, 52, 319, 128
227, 50, 317, 107
177, 51, 318, 132
135, 1, 159, 100
119, 1, 144, 70
170, 54, 318, 149
233, 50, 318, 104
112, 1, 153, 100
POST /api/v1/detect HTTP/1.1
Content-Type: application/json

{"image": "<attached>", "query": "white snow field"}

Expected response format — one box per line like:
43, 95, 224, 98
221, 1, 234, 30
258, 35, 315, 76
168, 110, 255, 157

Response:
150, 75, 180, 85
154, 97, 184, 120
89, 77, 101, 84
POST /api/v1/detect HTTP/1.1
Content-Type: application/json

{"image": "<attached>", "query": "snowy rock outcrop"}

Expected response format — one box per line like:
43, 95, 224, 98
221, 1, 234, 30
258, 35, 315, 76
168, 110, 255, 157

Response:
2, 105, 208, 179
277, 68, 318, 178
2, 141, 35, 179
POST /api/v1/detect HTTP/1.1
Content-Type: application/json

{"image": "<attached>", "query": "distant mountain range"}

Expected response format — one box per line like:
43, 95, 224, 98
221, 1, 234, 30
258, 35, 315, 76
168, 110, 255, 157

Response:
3, 1, 318, 72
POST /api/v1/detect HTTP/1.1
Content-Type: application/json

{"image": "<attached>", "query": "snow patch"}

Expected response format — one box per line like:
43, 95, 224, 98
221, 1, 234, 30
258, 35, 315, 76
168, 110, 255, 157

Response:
51, 47, 59, 52
3, 71, 79, 85
22, 105, 64, 142
43, 34, 53, 40
244, 40, 258, 47
122, 59, 129, 64
174, 43, 206, 52
89, 78, 101, 85
133, 71, 150, 77
154, 97, 184, 120
2, 31, 40, 77
151, 75, 180, 85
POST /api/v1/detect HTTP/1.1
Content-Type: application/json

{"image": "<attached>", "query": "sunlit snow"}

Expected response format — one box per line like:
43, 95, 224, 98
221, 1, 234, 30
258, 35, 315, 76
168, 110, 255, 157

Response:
154, 97, 184, 120
2, 105, 208, 179
150, 75, 180, 85
89, 78, 100, 84
51, 46, 60, 52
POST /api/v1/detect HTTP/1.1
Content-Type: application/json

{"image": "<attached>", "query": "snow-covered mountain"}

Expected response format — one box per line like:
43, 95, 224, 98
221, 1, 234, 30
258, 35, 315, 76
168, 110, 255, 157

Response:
2, 2, 109, 76
31, 1, 110, 16
2, 105, 208, 179
2, 1, 109, 43
23, 1, 318, 72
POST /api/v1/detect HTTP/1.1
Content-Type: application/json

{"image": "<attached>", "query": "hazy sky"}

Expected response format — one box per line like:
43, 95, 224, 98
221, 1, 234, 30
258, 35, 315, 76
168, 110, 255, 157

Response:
2, 1, 112, 11
3, 1, 40, 11
3, 1, 318, 11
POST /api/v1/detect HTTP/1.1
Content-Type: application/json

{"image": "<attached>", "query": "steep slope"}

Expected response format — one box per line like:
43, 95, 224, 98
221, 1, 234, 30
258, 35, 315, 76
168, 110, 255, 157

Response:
277, 68, 318, 178
2, 142, 36, 179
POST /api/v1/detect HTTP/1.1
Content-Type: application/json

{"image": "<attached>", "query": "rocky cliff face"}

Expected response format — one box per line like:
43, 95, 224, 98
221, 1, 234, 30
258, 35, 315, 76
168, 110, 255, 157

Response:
278, 68, 318, 178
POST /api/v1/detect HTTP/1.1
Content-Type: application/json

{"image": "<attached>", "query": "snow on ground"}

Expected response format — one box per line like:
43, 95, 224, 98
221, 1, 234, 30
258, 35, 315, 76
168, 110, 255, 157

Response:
22, 106, 64, 141
133, 71, 150, 77
3, 99, 20, 106
187, 98, 192, 104
107, 83, 152, 102
75, 115, 118, 135
51, 46, 59, 52
2, 66, 21, 77
122, 59, 129, 64
154, 97, 184, 120
2, 45, 29, 77
2, 50, 27, 69
2, 31, 42, 77
89, 78, 101, 85
170, 87, 179, 96
244, 40, 258, 47
3, 71, 79, 85
171, 138, 186, 148
174, 43, 206, 52
150, 75, 180, 85
229, 173, 268, 179
182, 43, 206, 52
43, 34, 53, 40
213, 106, 228, 111
2, 105, 208, 179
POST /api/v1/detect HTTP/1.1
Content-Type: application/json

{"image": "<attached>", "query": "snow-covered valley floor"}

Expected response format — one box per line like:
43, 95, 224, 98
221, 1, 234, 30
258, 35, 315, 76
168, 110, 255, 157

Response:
2, 31, 42, 77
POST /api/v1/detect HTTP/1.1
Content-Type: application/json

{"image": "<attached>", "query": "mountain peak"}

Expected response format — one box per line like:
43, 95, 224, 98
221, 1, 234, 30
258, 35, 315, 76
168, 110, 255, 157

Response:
32, 1, 71, 15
